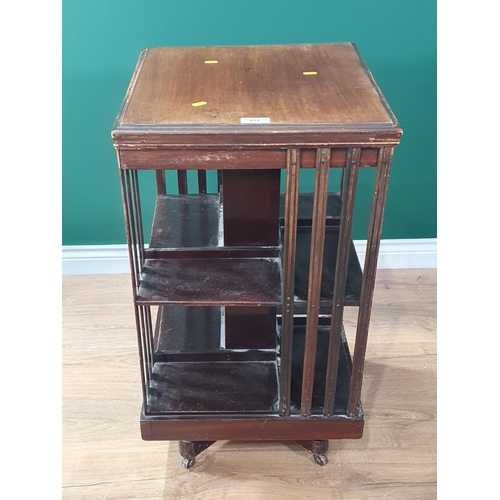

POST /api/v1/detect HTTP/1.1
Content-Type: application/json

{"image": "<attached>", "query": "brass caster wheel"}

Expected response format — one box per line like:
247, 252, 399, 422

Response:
182, 458, 195, 469
313, 454, 328, 466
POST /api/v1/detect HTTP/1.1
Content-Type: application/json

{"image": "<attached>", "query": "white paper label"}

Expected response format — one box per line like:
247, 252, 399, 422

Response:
240, 117, 271, 124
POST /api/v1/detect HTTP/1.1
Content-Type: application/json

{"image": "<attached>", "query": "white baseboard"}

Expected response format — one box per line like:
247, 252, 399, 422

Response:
354, 238, 437, 270
62, 238, 436, 275
62, 245, 130, 275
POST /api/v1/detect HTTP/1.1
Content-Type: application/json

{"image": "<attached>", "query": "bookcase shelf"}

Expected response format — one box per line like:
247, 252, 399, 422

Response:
149, 194, 220, 249
147, 360, 279, 414
136, 256, 282, 306
153, 305, 276, 362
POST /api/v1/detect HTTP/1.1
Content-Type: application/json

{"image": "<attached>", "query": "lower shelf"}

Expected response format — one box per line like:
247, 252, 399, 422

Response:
141, 311, 361, 441
289, 323, 352, 415
146, 319, 353, 416
147, 361, 279, 414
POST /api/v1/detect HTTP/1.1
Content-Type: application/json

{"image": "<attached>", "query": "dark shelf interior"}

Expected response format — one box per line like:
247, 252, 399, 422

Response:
280, 192, 362, 307
153, 305, 276, 362
290, 226, 362, 305
137, 257, 281, 306
149, 194, 220, 248
145, 306, 355, 417
154, 305, 221, 352
288, 322, 352, 415
279, 192, 343, 223
125, 163, 365, 420
147, 360, 279, 414
142, 191, 361, 307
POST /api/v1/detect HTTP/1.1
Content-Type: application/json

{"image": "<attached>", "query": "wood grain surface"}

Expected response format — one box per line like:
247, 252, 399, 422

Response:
112, 44, 402, 150
62, 269, 436, 499
121, 44, 392, 127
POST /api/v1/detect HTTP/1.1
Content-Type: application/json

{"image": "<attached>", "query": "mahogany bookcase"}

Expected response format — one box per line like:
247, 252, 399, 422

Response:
112, 43, 402, 468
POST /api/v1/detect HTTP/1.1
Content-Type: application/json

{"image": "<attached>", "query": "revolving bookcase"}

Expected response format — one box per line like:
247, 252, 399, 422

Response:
111, 43, 402, 468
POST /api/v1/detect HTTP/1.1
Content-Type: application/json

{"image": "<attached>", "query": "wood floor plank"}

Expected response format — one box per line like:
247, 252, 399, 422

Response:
62, 269, 436, 499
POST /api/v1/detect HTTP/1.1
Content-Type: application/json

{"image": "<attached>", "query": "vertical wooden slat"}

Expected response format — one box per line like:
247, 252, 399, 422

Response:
119, 166, 148, 405
119, 169, 138, 293
144, 305, 155, 374
123, 170, 141, 289
300, 148, 331, 417
339, 166, 345, 196
323, 148, 360, 416
132, 304, 149, 404
128, 171, 152, 386
347, 147, 394, 416
155, 170, 166, 195
144, 306, 154, 379
153, 305, 164, 352
198, 170, 207, 194
131, 170, 145, 265
137, 305, 151, 388
217, 170, 223, 195
279, 148, 300, 416
129, 170, 152, 391
177, 170, 188, 194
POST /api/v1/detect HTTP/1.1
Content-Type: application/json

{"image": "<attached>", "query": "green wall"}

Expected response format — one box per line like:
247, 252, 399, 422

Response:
63, 0, 436, 245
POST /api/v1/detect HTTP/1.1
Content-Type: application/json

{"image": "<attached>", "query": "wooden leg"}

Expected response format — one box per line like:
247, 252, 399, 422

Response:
178, 441, 216, 469
295, 440, 329, 466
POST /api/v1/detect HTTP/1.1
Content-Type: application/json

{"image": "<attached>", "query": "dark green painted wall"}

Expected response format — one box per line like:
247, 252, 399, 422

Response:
63, 0, 436, 244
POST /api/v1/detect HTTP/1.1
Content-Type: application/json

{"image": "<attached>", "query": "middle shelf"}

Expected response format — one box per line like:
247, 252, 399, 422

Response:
136, 255, 282, 306
137, 193, 362, 307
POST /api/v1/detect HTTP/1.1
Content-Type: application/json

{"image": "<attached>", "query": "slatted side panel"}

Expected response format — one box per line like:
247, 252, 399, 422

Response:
348, 147, 394, 416
147, 146, 392, 420
278, 146, 386, 419
119, 167, 154, 405
155, 169, 212, 195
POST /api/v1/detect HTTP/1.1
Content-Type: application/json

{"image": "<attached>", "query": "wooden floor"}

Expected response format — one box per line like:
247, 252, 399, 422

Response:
62, 269, 436, 499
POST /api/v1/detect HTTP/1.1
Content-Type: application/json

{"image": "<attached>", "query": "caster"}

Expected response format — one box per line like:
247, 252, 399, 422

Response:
182, 458, 195, 469
179, 441, 215, 468
313, 454, 328, 466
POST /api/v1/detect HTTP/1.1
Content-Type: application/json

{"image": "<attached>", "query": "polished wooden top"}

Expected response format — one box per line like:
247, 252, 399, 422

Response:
113, 43, 401, 147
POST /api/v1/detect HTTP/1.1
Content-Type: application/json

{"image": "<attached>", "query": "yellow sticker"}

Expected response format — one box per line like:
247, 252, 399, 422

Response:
204, 60, 218, 64
302, 71, 318, 76
192, 101, 207, 107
